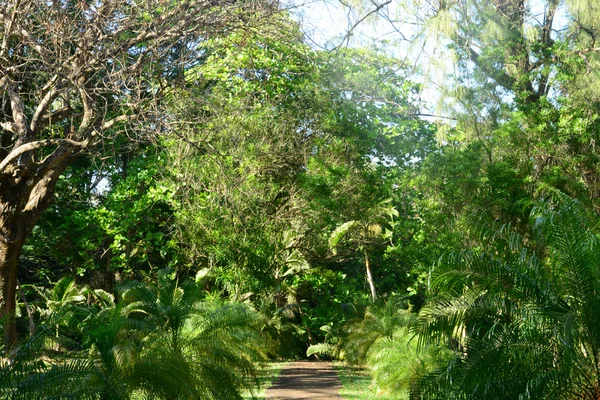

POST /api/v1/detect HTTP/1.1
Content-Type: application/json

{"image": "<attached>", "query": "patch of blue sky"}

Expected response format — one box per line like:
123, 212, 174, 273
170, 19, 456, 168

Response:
287, 0, 456, 122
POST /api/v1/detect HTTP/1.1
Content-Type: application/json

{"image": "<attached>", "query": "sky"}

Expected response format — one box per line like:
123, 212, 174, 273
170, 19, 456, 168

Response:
287, 0, 459, 124
287, 0, 575, 122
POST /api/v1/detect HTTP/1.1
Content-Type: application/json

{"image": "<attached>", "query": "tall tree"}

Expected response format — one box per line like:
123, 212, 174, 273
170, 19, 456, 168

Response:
423, 0, 600, 209
168, 31, 431, 284
0, 0, 275, 345
329, 199, 399, 302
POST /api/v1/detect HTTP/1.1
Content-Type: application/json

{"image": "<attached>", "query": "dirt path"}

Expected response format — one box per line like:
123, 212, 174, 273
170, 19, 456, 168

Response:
266, 361, 343, 400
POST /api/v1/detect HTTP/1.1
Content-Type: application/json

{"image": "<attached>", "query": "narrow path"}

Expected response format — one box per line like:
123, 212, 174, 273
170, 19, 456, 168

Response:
266, 361, 343, 400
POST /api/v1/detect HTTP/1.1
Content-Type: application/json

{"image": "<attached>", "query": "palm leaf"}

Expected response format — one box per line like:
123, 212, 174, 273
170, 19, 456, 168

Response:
328, 220, 358, 253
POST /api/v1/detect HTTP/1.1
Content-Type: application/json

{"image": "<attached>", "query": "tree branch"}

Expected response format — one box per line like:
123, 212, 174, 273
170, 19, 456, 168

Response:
578, 47, 600, 55
5, 78, 29, 141
23, 149, 73, 214
0, 0, 22, 59
468, 47, 517, 92
30, 76, 63, 134
537, 0, 559, 97
43, 107, 75, 126
17, 27, 50, 65
0, 122, 14, 133
101, 114, 137, 131
75, 84, 95, 138
335, 0, 392, 49
0, 139, 86, 173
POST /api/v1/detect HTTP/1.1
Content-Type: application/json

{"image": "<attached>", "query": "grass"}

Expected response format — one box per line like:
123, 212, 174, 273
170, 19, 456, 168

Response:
335, 363, 398, 400
242, 361, 288, 400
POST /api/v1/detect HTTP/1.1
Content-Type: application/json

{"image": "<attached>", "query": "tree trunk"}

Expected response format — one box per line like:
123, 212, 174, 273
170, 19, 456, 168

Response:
0, 217, 29, 346
365, 252, 377, 302
0, 155, 73, 346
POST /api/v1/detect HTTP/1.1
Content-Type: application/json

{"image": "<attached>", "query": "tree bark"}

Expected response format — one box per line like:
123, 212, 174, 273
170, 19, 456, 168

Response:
0, 156, 73, 346
0, 229, 26, 345
364, 252, 377, 302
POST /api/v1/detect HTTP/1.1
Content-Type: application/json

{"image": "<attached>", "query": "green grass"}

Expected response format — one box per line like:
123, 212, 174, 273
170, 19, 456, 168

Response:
242, 361, 288, 400
335, 363, 398, 400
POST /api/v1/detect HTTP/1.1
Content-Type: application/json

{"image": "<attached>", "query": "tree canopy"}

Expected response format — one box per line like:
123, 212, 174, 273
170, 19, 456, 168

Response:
3, 0, 600, 398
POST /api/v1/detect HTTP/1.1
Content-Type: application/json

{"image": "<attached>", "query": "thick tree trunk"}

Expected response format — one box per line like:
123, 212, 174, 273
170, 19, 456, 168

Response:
0, 156, 73, 346
0, 230, 27, 345
364, 252, 376, 303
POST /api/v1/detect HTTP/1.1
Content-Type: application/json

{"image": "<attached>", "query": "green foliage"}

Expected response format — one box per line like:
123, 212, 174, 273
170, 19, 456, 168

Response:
19, 2, 600, 400
367, 327, 450, 398
342, 300, 415, 365
158, 13, 434, 360
2, 271, 267, 399
309, 300, 449, 398
414, 192, 600, 399
26, 151, 181, 284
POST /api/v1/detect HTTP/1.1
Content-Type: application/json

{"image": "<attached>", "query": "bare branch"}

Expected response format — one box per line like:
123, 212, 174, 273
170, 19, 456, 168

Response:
75, 84, 95, 138
0, 139, 86, 173
17, 28, 50, 65
101, 114, 137, 131
335, 0, 392, 50
30, 76, 63, 134
578, 47, 600, 55
0, 122, 14, 133
0, 0, 22, 59
43, 107, 74, 126
5, 79, 29, 140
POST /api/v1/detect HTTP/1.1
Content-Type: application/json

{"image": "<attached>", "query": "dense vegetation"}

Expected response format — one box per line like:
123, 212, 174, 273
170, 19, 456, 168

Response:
3, 0, 600, 398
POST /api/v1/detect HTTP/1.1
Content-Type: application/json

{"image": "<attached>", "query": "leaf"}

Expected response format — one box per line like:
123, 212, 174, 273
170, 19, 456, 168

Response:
329, 221, 358, 253
306, 343, 333, 357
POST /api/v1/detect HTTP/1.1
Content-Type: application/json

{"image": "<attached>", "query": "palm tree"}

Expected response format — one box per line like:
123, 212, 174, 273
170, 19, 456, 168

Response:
3, 270, 267, 399
329, 198, 398, 302
414, 190, 600, 399
343, 299, 415, 365
1, 282, 130, 400
30, 277, 89, 342
121, 269, 268, 399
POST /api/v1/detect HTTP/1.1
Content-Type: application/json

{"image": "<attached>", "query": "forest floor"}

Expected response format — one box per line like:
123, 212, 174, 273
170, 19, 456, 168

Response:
265, 361, 343, 399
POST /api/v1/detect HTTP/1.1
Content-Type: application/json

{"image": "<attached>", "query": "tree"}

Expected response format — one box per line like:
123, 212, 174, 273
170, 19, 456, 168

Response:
118, 269, 267, 399
160, 24, 436, 356
415, 191, 600, 399
27, 150, 181, 288
169, 27, 432, 280
329, 199, 399, 302
0, 0, 275, 345
422, 0, 600, 209
165, 18, 321, 300
332, 0, 600, 215
438, 0, 600, 213
1, 270, 267, 399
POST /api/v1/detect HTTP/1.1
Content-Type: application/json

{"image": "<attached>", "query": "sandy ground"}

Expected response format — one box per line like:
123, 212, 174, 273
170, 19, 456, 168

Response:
265, 361, 343, 400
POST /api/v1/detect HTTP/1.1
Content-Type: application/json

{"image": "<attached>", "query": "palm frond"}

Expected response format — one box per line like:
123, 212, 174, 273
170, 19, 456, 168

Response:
306, 343, 334, 357
328, 220, 358, 253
